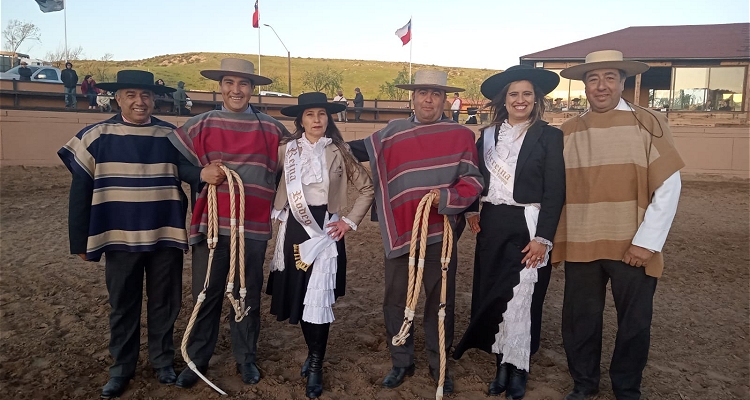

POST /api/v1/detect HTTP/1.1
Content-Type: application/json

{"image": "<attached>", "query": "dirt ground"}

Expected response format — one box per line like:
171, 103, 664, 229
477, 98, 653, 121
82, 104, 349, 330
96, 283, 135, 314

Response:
0, 166, 748, 400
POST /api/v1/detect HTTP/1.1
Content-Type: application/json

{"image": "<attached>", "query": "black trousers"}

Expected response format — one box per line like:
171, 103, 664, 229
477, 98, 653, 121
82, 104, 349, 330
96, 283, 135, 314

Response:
104, 247, 183, 378
562, 260, 657, 400
186, 236, 267, 366
383, 240, 457, 374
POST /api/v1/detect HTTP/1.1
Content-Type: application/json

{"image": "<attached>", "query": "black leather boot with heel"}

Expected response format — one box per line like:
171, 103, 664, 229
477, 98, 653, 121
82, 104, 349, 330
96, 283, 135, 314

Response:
301, 321, 330, 399
488, 353, 510, 396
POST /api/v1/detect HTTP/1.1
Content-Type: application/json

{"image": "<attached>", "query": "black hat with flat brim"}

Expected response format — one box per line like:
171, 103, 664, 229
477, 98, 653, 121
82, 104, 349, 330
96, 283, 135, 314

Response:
280, 92, 346, 117
480, 65, 560, 100
97, 70, 176, 94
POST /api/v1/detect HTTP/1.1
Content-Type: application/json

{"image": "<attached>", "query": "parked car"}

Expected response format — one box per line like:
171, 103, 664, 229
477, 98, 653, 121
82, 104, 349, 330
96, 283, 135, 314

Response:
259, 90, 292, 97
0, 65, 63, 84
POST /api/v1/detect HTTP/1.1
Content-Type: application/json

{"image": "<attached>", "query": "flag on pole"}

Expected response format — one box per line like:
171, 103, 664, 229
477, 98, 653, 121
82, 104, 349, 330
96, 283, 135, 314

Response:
252, 0, 260, 28
35, 0, 64, 13
395, 19, 411, 46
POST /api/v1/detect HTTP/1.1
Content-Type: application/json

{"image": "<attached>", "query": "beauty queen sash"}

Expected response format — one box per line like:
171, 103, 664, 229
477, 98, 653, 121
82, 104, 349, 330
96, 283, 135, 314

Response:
270, 139, 339, 324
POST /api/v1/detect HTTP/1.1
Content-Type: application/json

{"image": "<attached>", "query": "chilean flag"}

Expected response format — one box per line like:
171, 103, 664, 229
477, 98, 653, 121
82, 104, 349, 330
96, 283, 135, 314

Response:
395, 19, 411, 46
252, 0, 259, 28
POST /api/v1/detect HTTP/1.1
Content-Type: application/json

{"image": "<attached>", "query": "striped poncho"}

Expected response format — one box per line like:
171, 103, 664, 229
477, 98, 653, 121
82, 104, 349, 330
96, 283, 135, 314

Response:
58, 114, 188, 261
551, 105, 685, 277
364, 116, 484, 259
168, 107, 289, 244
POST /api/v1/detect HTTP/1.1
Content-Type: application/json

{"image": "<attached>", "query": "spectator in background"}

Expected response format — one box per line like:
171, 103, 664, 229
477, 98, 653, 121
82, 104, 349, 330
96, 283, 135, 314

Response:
353, 87, 364, 122
333, 89, 348, 122
61, 62, 79, 108
450, 92, 462, 122
18, 61, 32, 81
154, 79, 172, 112
173, 81, 188, 115
718, 100, 732, 111
81, 75, 99, 110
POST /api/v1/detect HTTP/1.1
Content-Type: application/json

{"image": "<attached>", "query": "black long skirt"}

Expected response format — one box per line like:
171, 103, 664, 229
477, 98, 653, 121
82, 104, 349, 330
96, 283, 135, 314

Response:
453, 203, 551, 358
266, 205, 346, 325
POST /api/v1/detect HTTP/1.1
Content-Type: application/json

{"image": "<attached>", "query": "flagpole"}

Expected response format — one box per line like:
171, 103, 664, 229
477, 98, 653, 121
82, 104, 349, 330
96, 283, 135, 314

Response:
408, 17, 412, 84
257, 0, 261, 75
63, 0, 69, 62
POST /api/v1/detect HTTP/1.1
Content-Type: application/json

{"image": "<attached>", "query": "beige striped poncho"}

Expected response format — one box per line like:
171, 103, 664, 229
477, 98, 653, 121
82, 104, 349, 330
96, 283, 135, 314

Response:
551, 105, 684, 277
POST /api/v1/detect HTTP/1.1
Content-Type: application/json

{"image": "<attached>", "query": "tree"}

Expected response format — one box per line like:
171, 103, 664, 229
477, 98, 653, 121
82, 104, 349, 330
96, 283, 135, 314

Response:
463, 75, 491, 110
2, 20, 41, 58
378, 67, 410, 100
93, 53, 114, 82
45, 44, 84, 68
302, 67, 343, 97
259, 74, 288, 94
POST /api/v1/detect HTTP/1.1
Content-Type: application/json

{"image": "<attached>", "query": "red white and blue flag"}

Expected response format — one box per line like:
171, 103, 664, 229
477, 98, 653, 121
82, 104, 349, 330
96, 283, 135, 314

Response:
252, 0, 260, 28
395, 19, 411, 46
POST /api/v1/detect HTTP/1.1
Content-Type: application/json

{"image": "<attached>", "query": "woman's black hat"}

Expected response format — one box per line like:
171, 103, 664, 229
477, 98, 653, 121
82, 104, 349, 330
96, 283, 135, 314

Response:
480, 65, 560, 100
96, 70, 176, 94
280, 92, 346, 117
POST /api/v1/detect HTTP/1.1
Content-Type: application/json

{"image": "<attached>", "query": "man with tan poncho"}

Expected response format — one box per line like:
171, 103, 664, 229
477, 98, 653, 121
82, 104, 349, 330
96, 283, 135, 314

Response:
552, 50, 685, 400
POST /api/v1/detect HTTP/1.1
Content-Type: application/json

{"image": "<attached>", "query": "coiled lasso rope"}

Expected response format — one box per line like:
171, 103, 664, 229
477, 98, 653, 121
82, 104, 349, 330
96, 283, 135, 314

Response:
180, 164, 251, 395
391, 192, 453, 400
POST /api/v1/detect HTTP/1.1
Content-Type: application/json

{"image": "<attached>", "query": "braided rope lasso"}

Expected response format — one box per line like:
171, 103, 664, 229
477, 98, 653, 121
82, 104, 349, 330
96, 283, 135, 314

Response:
390, 192, 453, 400
180, 164, 249, 395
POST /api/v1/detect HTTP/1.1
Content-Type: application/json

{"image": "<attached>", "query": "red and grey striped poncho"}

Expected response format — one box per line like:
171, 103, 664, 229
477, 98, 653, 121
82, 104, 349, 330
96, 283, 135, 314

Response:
363, 117, 484, 259
169, 108, 290, 245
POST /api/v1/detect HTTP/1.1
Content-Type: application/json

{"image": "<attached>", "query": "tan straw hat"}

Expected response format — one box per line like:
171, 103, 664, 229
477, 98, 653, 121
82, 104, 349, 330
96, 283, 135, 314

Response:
200, 57, 273, 85
396, 70, 464, 92
560, 50, 649, 81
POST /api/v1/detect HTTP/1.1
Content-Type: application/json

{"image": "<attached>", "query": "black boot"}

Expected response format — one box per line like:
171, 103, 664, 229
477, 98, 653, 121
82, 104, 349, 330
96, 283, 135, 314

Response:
301, 321, 330, 399
506, 364, 528, 400
489, 354, 509, 396
306, 350, 324, 398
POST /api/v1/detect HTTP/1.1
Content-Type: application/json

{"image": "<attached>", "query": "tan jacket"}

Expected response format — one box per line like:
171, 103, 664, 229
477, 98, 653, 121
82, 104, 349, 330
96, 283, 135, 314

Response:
274, 141, 374, 226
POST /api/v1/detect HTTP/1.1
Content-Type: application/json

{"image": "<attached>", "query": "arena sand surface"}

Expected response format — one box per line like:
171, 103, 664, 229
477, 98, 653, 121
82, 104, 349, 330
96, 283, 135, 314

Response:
0, 166, 748, 400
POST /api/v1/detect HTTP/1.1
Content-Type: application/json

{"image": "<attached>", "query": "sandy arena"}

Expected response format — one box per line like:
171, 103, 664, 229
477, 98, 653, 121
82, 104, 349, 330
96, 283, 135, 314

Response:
0, 166, 748, 399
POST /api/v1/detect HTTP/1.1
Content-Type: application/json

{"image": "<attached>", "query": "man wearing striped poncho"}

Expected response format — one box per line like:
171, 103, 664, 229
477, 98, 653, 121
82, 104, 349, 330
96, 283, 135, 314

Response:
350, 70, 483, 394
552, 51, 685, 400
168, 58, 291, 389
58, 70, 188, 399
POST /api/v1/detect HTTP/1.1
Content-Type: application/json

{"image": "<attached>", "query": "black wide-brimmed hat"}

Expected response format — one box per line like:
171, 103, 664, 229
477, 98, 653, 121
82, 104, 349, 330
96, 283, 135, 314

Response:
480, 65, 560, 100
280, 92, 346, 117
96, 70, 176, 94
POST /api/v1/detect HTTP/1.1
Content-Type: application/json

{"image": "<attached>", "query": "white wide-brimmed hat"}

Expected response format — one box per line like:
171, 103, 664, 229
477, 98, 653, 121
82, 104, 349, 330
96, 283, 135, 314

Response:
396, 70, 464, 92
200, 58, 273, 86
560, 50, 649, 81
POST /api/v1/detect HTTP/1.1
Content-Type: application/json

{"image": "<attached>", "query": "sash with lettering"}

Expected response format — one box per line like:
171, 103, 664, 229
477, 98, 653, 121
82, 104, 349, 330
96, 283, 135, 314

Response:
482, 123, 550, 371
271, 138, 339, 324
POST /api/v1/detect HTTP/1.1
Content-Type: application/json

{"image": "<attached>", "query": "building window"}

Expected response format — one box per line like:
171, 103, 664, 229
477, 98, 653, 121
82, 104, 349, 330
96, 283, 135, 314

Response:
671, 66, 745, 111
545, 69, 588, 111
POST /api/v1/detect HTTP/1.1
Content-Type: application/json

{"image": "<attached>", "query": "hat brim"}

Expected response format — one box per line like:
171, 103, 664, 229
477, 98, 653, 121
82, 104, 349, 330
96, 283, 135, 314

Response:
394, 84, 465, 93
560, 60, 649, 80
96, 83, 176, 94
200, 70, 273, 86
480, 68, 560, 100
280, 102, 346, 117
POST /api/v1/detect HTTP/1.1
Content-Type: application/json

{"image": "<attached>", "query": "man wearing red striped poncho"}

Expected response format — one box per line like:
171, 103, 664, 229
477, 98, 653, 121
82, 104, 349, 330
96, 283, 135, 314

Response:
168, 58, 291, 389
349, 70, 484, 394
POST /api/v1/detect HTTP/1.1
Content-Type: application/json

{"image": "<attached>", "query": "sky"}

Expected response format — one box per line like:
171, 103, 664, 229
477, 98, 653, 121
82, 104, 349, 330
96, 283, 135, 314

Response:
2, 0, 748, 71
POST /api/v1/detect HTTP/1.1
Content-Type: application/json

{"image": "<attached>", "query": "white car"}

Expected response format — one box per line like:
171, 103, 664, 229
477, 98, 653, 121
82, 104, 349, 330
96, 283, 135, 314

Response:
0, 65, 63, 84
259, 90, 292, 97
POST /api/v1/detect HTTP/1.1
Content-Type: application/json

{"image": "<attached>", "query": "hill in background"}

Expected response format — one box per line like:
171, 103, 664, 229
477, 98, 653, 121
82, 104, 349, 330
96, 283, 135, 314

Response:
68, 52, 500, 103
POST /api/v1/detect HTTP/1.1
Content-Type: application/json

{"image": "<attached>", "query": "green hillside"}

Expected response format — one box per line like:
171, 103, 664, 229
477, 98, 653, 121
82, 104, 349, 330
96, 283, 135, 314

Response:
68, 52, 500, 103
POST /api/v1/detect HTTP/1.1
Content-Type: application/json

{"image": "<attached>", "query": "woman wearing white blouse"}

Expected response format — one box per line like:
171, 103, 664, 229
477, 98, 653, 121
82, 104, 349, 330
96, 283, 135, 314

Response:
267, 92, 374, 399
452, 66, 566, 399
